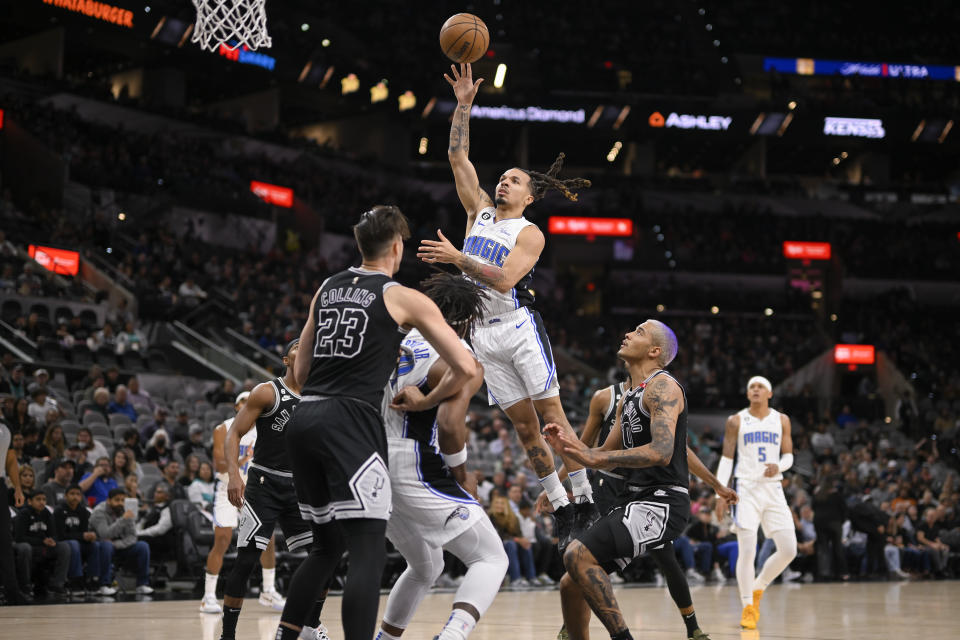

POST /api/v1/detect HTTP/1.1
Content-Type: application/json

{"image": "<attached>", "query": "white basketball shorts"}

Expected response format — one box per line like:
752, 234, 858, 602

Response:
471, 308, 559, 409
386, 438, 487, 549
733, 478, 794, 536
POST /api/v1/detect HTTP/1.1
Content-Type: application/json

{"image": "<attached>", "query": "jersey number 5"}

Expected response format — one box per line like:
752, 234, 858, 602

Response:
315, 308, 369, 358
758, 446, 766, 462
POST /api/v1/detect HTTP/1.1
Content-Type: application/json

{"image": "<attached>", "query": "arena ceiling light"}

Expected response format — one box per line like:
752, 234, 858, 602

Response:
398, 91, 416, 111
493, 64, 507, 89
341, 73, 359, 95
612, 106, 631, 130
606, 141, 622, 162
418, 137, 428, 155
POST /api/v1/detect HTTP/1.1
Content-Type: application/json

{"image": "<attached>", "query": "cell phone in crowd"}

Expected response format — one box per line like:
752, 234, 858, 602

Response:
124, 497, 139, 514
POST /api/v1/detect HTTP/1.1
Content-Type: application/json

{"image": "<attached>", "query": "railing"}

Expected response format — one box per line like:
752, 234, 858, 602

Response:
171, 321, 272, 383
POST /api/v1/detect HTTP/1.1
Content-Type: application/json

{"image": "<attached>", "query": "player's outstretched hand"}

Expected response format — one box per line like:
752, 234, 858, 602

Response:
390, 385, 429, 412
418, 229, 460, 265
543, 422, 597, 468
444, 63, 483, 106
717, 485, 739, 506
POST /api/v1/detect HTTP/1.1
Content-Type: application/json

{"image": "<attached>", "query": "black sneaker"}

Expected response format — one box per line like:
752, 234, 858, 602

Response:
572, 500, 601, 540
554, 503, 576, 554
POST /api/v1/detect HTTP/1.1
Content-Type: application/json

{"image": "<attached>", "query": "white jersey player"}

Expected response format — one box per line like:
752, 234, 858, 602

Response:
418, 62, 596, 549
200, 391, 281, 614
377, 273, 508, 640
715, 376, 797, 630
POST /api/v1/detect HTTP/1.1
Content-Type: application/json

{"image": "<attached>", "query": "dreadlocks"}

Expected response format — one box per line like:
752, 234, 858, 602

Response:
523, 152, 592, 202
421, 271, 487, 339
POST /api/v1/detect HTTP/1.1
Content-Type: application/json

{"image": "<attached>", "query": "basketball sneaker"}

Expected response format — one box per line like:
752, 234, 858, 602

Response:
97, 584, 117, 596
303, 623, 330, 640
740, 604, 758, 630
688, 629, 711, 640
554, 503, 576, 553
199, 594, 223, 614
556, 623, 569, 640
135, 584, 154, 595
258, 589, 286, 611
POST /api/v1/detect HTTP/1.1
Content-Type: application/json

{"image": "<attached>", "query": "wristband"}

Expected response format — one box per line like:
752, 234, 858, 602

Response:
716, 456, 733, 489
778, 452, 794, 473
442, 446, 468, 468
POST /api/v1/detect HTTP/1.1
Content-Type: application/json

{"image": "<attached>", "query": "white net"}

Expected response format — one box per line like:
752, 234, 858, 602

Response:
191, 0, 272, 52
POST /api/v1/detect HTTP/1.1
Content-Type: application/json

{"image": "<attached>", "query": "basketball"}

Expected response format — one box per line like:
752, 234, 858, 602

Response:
439, 13, 489, 64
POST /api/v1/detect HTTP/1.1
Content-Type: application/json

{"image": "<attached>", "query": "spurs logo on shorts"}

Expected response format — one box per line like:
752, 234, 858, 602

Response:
348, 453, 392, 519
622, 501, 670, 555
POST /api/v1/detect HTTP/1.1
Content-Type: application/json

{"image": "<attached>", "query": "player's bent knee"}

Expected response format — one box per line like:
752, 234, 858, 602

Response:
559, 572, 577, 593
563, 540, 587, 572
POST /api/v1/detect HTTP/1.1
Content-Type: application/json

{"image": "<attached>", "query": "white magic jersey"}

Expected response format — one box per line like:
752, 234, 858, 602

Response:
217, 417, 257, 483
462, 207, 537, 319
382, 329, 471, 442
734, 408, 783, 482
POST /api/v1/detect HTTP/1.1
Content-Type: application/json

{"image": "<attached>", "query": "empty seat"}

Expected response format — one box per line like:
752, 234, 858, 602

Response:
194, 401, 213, 414
96, 348, 119, 368
90, 424, 112, 441
82, 412, 107, 427
78, 309, 98, 329
71, 346, 95, 367
1, 299, 21, 323
53, 306, 74, 324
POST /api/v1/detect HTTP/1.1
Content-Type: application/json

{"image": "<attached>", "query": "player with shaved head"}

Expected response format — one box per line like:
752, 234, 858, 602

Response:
543, 319, 701, 640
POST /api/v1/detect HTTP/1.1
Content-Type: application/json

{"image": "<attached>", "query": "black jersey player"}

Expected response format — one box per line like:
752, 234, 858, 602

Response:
545, 320, 713, 640
220, 340, 322, 640
276, 206, 476, 640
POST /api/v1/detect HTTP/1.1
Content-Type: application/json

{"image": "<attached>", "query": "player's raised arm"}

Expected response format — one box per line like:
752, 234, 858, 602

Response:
445, 63, 493, 229
225, 383, 272, 507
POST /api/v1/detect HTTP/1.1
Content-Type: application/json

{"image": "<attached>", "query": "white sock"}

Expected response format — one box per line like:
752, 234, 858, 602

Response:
204, 572, 218, 599
568, 469, 593, 503
262, 567, 276, 594
538, 471, 570, 509
374, 630, 401, 640
438, 608, 478, 640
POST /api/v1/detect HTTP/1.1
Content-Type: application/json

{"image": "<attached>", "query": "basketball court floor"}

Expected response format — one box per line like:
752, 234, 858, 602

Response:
2, 581, 954, 639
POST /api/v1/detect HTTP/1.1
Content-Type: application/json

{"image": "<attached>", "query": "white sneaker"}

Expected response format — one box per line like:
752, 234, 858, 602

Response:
685, 568, 705, 584
711, 567, 726, 583
513, 578, 531, 589
258, 589, 286, 611
98, 585, 117, 596
654, 572, 666, 588
537, 573, 555, 586
199, 594, 223, 613
609, 573, 625, 584
313, 623, 331, 640
782, 569, 802, 583
135, 584, 154, 595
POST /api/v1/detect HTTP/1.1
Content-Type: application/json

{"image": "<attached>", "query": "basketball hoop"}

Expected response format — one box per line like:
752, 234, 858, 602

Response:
191, 0, 272, 52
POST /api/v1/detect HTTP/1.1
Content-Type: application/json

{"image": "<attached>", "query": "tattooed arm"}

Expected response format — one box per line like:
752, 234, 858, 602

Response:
444, 63, 494, 231
545, 377, 682, 470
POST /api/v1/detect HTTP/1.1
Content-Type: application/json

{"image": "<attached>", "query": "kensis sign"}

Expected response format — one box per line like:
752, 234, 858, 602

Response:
823, 117, 886, 139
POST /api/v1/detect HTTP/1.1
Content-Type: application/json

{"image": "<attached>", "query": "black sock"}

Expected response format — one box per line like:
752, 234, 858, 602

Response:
306, 593, 327, 628
220, 606, 242, 640
275, 625, 300, 640
611, 630, 633, 640
683, 611, 699, 637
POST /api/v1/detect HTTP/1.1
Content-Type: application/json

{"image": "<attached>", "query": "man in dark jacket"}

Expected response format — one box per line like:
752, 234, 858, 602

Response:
54, 484, 116, 595
849, 495, 888, 577
14, 491, 71, 596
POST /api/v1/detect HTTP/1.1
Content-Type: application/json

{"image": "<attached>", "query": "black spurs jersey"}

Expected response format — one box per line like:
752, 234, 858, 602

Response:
617, 370, 689, 489
597, 381, 627, 447
251, 377, 300, 473
303, 267, 407, 408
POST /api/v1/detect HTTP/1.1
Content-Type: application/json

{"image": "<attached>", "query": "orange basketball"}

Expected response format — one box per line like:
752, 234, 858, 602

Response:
439, 13, 489, 64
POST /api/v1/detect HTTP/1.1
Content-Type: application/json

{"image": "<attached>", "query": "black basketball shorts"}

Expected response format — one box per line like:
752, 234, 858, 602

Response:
287, 396, 392, 524
577, 486, 690, 573
589, 471, 629, 518
237, 466, 313, 552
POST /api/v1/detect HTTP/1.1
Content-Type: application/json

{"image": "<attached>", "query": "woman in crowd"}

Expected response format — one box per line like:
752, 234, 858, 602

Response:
187, 460, 215, 509
42, 422, 67, 460
144, 430, 173, 468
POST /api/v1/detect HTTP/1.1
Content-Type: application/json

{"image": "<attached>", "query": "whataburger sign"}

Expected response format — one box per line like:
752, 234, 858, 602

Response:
649, 111, 732, 131
41, 0, 134, 28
